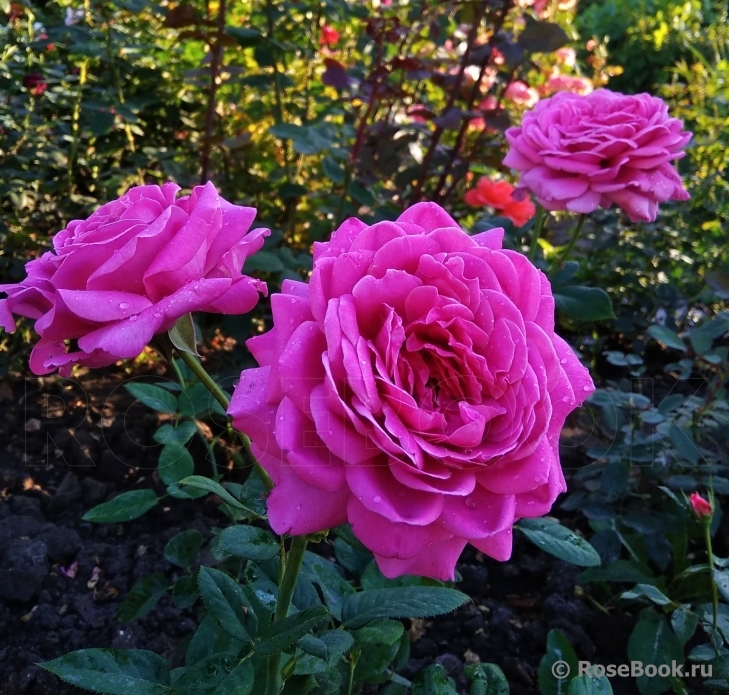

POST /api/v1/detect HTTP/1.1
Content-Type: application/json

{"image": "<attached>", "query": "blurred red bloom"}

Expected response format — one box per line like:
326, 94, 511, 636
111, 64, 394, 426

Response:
320, 25, 340, 47
504, 80, 539, 107
23, 73, 47, 96
464, 177, 536, 227
690, 493, 712, 518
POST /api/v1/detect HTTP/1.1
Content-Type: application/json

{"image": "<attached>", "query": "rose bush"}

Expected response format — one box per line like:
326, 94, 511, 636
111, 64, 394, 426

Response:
229, 202, 594, 580
0, 182, 268, 375
503, 89, 691, 221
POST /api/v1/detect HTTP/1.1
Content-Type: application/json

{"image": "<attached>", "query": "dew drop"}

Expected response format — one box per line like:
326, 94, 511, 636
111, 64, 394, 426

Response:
296, 504, 302, 510
560, 358, 568, 364
373, 495, 382, 504
278, 416, 284, 421
129, 315, 138, 322
465, 497, 476, 509
119, 302, 129, 310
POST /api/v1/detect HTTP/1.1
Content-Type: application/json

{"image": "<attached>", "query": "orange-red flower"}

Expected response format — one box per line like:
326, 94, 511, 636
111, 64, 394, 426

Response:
320, 25, 340, 47
464, 177, 536, 227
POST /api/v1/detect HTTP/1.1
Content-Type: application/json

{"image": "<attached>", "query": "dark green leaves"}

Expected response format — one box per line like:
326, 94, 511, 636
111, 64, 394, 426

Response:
554, 286, 615, 322
198, 567, 257, 643
627, 611, 683, 695
42, 649, 170, 694
82, 490, 159, 523
119, 573, 169, 623
341, 587, 469, 629
517, 16, 569, 53
646, 325, 686, 351
465, 663, 510, 695
256, 606, 329, 655
518, 518, 601, 567
172, 656, 254, 695
218, 526, 279, 561
178, 476, 264, 519
125, 383, 178, 414
164, 530, 203, 568
538, 629, 579, 695
158, 444, 194, 485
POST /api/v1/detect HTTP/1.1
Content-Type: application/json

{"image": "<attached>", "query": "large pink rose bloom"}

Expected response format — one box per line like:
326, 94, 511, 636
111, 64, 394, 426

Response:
0, 182, 268, 375
504, 90, 691, 222
229, 203, 594, 580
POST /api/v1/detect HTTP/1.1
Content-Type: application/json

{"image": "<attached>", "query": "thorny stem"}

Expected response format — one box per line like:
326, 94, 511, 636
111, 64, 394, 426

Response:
174, 349, 273, 491
200, 0, 227, 184
431, 0, 512, 201
67, 59, 89, 197
528, 206, 545, 261
702, 512, 719, 636
549, 213, 587, 276
265, 536, 309, 695
410, 1, 488, 204
267, 0, 292, 185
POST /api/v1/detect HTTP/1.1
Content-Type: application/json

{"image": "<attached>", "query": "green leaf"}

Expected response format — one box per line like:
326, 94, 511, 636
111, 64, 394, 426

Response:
41, 649, 170, 694
554, 286, 614, 322
341, 587, 469, 630
158, 444, 194, 486
517, 16, 570, 53
173, 575, 198, 609
178, 476, 263, 518
125, 383, 179, 414
319, 630, 354, 661
172, 655, 253, 695
518, 518, 601, 567
185, 616, 244, 666
154, 421, 197, 447
627, 611, 683, 695
322, 156, 344, 184
198, 567, 256, 643
164, 530, 203, 568
353, 620, 405, 685
647, 325, 686, 351
464, 662, 510, 695
621, 584, 672, 606
567, 675, 614, 695
268, 123, 306, 140
671, 607, 698, 646
82, 490, 159, 523
714, 570, 729, 603
119, 573, 168, 623
579, 560, 656, 585
87, 110, 116, 137
256, 605, 329, 655
244, 251, 285, 273
278, 183, 308, 200
411, 663, 459, 695
538, 630, 578, 695
298, 634, 329, 660
226, 26, 264, 47
168, 313, 199, 356
218, 526, 279, 561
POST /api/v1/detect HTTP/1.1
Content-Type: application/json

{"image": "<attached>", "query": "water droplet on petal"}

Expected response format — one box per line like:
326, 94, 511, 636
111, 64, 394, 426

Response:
582, 384, 592, 392
465, 497, 476, 509
129, 315, 138, 322
373, 495, 382, 503
119, 302, 129, 309
278, 416, 284, 421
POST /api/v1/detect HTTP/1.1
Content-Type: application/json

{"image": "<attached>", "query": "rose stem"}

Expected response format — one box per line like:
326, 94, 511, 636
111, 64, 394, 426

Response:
548, 213, 587, 276
174, 349, 273, 491
528, 206, 546, 261
265, 536, 309, 695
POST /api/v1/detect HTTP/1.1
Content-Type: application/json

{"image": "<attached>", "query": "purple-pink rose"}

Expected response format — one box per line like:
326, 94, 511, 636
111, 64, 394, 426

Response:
504, 89, 691, 222
0, 182, 268, 375
229, 203, 594, 580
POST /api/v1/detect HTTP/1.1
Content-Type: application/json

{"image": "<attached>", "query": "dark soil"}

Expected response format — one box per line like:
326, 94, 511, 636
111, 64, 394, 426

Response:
0, 367, 697, 695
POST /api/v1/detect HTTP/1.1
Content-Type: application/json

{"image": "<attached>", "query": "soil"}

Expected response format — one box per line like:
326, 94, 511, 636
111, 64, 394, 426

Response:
0, 366, 708, 695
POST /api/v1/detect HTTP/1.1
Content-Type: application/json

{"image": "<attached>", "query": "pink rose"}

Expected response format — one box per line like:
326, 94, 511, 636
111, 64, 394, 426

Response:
228, 203, 594, 580
504, 90, 691, 222
504, 80, 540, 108
0, 182, 268, 375
543, 73, 593, 96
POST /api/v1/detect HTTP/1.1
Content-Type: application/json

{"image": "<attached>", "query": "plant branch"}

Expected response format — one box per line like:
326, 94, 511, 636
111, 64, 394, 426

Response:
200, 0, 227, 184
265, 536, 309, 695
549, 213, 587, 276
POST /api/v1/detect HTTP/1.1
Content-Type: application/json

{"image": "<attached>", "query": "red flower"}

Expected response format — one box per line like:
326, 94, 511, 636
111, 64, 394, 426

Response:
22, 73, 47, 96
319, 25, 340, 47
464, 177, 536, 227
690, 492, 712, 518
